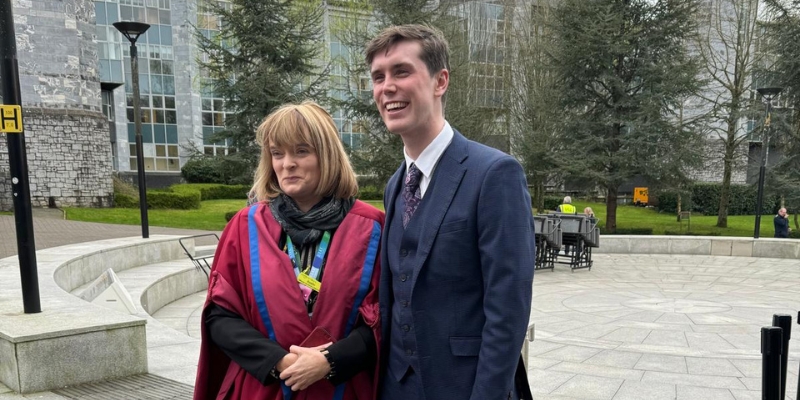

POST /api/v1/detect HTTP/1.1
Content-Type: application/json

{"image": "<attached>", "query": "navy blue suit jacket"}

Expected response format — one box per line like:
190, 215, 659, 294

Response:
380, 131, 535, 400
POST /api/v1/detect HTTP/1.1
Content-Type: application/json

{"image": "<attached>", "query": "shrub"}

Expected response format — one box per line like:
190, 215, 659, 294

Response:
147, 190, 201, 209
200, 185, 250, 200
654, 190, 691, 214
181, 157, 224, 184
789, 230, 800, 239
357, 185, 383, 201
543, 196, 563, 211
656, 183, 779, 216
182, 156, 253, 185
114, 193, 139, 208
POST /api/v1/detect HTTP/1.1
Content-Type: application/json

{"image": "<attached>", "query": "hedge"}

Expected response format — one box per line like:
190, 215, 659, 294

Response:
146, 190, 202, 210
655, 183, 779, 215
199, 185, 250, 200
114, 190, 201, 209
357, 186, 383, 201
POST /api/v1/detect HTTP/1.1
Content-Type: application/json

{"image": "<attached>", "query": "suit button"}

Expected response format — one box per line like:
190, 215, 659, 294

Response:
400, 249, 408, 257
402, 325, 410, 332
400, 274, 407, 282
406, 349, 414, 356
401, 300, 409, 307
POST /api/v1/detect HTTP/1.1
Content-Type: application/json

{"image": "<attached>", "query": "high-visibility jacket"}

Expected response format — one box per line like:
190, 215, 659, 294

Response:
558, 203, 577, 214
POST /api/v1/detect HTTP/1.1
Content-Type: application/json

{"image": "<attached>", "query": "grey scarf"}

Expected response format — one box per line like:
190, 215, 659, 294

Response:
269, 194, 354, 245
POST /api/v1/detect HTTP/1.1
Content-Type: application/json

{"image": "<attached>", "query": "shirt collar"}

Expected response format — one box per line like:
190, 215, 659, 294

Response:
403, 121, 454, 178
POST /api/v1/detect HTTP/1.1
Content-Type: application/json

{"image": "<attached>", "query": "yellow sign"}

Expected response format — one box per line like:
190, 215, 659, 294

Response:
0, 105, 23, 133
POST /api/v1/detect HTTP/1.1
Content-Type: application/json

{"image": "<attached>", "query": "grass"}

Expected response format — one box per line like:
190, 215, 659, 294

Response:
64, 199, 387, 231
64, 200, 246, 231
567, 201, 781, 237
62, 198, 785, 237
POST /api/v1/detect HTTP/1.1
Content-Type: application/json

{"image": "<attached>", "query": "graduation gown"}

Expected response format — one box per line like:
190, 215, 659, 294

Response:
193, 200, 384, 400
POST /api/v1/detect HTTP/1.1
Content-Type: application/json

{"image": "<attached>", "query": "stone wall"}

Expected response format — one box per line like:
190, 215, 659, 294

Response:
0, 108, 113, 211
0, 0, 113, 211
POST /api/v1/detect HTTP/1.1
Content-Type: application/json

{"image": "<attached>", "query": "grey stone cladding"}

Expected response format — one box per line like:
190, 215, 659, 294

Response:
0, 108, 113, 211
0, 0, 112, 211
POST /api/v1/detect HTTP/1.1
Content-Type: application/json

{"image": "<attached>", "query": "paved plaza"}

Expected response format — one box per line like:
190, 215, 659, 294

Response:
1, 213, 799, 399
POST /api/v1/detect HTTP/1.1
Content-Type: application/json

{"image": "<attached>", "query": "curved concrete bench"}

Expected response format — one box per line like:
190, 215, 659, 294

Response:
594, 235, 799, 259
0, 235, 192, 394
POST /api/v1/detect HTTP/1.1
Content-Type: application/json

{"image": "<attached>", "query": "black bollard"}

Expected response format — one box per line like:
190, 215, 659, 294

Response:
762, 326, 782, 400
772, 314, 792, 400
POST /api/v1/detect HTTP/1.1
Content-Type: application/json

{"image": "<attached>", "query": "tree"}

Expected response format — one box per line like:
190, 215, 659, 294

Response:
763, 0, 800, 231
194, 0, 328, 182
693, 0, 764, 227
336, 0, 520, 186
549, 0, 704, 233
507, 0, 566, 211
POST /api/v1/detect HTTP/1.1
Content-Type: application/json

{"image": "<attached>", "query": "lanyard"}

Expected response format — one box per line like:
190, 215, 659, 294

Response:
285, 231, 331, 282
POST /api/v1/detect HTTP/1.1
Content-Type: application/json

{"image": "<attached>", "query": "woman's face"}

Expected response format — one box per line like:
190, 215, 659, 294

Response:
270, 141, 322, 212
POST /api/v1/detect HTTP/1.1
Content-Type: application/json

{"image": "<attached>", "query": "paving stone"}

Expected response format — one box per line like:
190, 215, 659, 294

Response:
686, 357, 743, 377
551, 375, 623, 400
539, 346, 604, 363
549, 361, 643, 380
729, 389, 762, 400
676, 385, 735, 400
634, 354, 687, 373
642, 371, 746, 390
528, 369, 576, 395
643, 330, 689, 347
600, 327, 651, 344
612, 380, 676, 400
584, 350, 643, 369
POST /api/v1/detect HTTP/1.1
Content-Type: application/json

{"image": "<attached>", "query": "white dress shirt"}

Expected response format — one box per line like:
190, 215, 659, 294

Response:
403, 121, 454, 198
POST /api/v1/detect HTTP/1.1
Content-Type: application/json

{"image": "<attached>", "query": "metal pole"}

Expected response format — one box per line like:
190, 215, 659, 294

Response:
1, 0, 41, 313
762, 326, 782, 400
754, 100, 772, 239
772, 314, 791, 400
129, 43, 149, 238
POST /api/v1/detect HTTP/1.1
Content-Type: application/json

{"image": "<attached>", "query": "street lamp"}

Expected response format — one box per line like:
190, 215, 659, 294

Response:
113, 21, 150, 239
753, 86, 782, 239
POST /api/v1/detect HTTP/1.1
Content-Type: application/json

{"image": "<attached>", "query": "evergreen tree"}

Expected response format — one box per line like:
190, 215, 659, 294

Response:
549, 0, 704, 232
194, 0, 328, 182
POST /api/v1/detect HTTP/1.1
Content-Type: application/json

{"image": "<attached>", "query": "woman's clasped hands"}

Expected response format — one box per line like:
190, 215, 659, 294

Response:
278, 343, 333, 391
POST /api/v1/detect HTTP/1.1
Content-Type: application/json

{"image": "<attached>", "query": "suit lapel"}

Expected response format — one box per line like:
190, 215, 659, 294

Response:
408, 132, 468, 275
384, 162, 405, 233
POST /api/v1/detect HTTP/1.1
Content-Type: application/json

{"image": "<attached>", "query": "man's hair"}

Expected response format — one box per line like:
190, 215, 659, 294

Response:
365, 24, 450, 77
563, 196, 572, 204
251, 101, 358, 203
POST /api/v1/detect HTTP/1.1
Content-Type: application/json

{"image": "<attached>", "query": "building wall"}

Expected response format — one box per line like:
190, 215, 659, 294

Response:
0, 0, 113, 211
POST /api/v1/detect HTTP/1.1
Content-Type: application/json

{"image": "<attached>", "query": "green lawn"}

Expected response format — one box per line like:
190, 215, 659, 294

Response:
64, 200, 387, 231
567, 201, 780, 237
62, 198, 783, 237
64, 199, 246, 231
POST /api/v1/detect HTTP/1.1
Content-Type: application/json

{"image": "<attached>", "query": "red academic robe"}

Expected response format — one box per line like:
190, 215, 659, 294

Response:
193, 200, 384, 400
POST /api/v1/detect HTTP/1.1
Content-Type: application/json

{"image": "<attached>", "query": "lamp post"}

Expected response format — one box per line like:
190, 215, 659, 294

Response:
113, 21, 150, 239
753, 87, 782, 239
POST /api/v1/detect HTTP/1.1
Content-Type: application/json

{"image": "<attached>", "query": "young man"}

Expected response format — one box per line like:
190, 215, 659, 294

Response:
366, 24, 535, 400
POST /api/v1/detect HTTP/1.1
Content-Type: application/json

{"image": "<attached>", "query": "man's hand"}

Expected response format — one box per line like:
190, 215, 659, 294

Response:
280, 343, 332, 391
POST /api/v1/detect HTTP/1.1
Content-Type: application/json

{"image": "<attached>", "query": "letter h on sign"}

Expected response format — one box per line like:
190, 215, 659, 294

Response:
0, 105, 23, 133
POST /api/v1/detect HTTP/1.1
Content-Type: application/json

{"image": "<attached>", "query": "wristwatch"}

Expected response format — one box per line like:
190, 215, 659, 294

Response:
320, 349, 336, 380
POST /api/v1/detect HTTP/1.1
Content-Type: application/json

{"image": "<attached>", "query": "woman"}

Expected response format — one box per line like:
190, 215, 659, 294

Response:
194, 101, 383, 400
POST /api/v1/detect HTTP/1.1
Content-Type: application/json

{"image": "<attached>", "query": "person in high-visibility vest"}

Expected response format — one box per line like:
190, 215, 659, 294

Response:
556, 196, 577, 214
557, 196, 578, 257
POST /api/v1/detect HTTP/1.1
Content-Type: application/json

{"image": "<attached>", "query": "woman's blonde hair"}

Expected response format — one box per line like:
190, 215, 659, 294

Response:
251, 101, 358, 203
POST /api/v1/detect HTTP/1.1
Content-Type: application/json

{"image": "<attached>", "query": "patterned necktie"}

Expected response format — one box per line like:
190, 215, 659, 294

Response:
402, 163, 423, 228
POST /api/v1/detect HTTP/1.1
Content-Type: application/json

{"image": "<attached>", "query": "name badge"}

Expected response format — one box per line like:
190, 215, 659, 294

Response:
298, 273, 321, 292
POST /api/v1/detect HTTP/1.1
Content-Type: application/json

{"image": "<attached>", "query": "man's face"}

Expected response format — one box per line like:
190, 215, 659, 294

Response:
779, 208, 787, 217
370, 41, 448, 137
